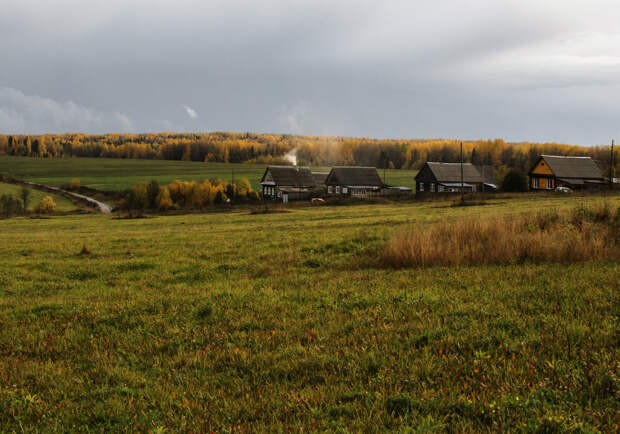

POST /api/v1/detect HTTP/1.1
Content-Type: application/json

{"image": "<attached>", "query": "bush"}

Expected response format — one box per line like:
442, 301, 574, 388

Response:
156, 186, 173, 211
37, 196, 57, 214
501, 170, 528, 192
214, 190, 227, 204
123, 182, 148, 216
235, 177, 252, 196
127, 178, 257, 211
70, 178, 81, 190
20, 187, 31, 213
0, 194, 23, 217
147, 180, 160, 209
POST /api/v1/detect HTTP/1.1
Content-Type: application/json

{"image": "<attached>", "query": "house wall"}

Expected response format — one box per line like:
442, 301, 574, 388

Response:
262, 185, 279, 199
529, 159, 556, 190
530, 176, 555, 190
530, 159, 554, 176
414, 164, 435, 193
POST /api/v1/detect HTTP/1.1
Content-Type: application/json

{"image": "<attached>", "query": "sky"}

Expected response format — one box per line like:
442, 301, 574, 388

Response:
1, 0, 619, 146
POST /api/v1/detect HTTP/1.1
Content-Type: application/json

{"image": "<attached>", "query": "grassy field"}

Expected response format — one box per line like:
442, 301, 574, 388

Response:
0, 193, 618, 431
0, 156, 418, 191
0, 182, 78, 212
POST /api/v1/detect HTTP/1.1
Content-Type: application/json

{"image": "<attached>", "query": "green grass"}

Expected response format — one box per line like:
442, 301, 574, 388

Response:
0, 182, 78, 212
0, 194, 618, 431
0, 156, 419, 191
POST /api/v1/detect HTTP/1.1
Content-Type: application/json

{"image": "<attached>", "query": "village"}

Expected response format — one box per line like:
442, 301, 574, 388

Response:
260, 154, 614, 203
3, 0, 620, 430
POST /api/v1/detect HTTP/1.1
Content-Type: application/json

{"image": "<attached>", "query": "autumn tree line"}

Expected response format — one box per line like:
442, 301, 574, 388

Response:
122, 178, 259, 215
0, 132, 617, 175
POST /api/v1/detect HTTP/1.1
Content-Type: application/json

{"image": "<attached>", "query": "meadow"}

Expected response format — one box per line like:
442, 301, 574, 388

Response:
0, 193, 618, 431
0, 182, 78, 212
0, 156, 418, 192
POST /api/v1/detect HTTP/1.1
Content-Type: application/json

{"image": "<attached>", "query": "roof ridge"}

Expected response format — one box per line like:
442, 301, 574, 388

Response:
542, 155, 591, 159
332, 166, 377, 169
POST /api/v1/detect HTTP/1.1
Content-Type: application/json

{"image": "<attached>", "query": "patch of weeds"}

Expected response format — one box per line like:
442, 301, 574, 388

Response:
386, 394, 413, 417
193, 302, 213, 321
527, 416, 568, 433
303, 259, 321, 268
114, 262, 156, 273
339, 391, 367, 404
589, 371, 617, 398
215, 264, 238, 273
173, 264, 209, 283
79, 245, 91, 256
68, 270, 99, 280
361, 354, 381, 376
341, 298, 375, 311
327, 404, 355, 419
411, 331, 443, 348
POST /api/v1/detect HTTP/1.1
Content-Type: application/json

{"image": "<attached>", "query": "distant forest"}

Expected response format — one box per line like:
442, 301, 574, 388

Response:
0, 132, 617, 175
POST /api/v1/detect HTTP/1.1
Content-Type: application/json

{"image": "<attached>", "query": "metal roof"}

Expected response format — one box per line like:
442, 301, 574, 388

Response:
417, 162, 495, 184
537, 155, 603, 179
325, 166, 384, 187
260, 166, 316, 187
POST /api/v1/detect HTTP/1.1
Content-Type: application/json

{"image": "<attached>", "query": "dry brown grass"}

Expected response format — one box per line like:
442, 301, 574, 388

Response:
383, 204, 620, 267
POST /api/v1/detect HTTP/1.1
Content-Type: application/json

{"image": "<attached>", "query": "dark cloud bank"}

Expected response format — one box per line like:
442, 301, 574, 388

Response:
1, 0, 619, 145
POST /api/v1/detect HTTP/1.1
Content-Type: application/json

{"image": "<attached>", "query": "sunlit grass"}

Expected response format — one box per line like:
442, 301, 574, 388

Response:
0, 194, 618, 431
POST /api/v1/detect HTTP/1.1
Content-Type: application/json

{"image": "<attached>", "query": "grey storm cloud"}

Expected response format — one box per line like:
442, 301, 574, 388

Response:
1, 0, 620, 145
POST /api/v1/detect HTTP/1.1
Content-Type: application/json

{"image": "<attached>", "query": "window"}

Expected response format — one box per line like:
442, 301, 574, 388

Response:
419, 183, 424, 192
336, 186, 341, 194
438, 184, 444, 192
430, 183, 435, 192
533, 178, 539, 189
328, 186, 333, 194
342, 187, 348, 194
472, 185, 477, 192
546, 178, 552, 189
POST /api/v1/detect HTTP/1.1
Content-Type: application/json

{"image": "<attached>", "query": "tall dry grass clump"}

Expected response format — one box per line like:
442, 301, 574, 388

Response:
383, 204, 620, 268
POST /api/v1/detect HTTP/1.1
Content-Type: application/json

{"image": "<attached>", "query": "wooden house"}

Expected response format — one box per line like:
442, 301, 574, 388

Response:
260, 166, 317, 202
415, 162, 496, 193
528, 155, 604, 190
325, 166, 384, 197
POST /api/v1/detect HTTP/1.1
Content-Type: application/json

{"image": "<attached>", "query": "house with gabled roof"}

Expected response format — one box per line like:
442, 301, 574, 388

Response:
260, 166, 317, 202
528, 155, 604, 190
324, 166, 384, 197
414, 162, 496, 193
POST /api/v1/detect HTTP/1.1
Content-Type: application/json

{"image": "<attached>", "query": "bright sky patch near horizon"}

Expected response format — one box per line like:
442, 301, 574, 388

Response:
1, 0, 619, 146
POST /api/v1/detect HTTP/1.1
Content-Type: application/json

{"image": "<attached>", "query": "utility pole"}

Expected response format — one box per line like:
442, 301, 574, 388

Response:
611, 139, 615, 188
460, 141, 464, 204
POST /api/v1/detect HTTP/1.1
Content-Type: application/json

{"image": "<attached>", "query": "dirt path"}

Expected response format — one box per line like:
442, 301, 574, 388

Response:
22, 181, 112, 214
